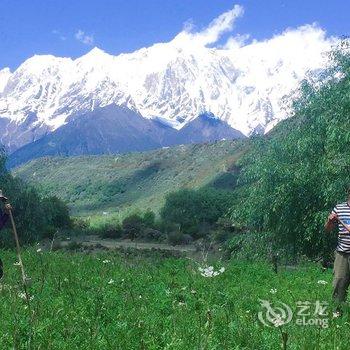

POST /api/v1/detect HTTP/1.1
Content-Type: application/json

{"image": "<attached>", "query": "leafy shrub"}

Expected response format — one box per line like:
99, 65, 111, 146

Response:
160, 188, 233, 237
167, 231, 186, 246
99, 223, 123, 239
122, 213, 144, 240
41, 196, 71, 229
142, 228, 165, 242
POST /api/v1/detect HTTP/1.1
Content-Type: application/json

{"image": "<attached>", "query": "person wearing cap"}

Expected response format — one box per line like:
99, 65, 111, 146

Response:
325, 188, 350, 304
0, 190, 11, 228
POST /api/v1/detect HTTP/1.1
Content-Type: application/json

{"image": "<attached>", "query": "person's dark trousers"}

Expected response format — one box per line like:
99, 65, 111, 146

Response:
0, 211, 8, 280
333, 251, 350, 303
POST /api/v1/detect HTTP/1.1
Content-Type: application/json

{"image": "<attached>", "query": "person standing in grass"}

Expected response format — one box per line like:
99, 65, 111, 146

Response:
0, 190, 12, 279
325, 188, 350, 304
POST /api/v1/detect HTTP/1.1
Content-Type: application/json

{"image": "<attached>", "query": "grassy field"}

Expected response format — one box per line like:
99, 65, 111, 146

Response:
0, 248, 348, 350
13, 140, 246, 220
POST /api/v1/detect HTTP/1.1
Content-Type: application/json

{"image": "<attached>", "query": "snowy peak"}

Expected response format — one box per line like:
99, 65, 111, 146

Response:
0, 23, 334, 153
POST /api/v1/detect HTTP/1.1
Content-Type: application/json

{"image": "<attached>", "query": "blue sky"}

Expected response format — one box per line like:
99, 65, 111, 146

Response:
0, 0, 348, 70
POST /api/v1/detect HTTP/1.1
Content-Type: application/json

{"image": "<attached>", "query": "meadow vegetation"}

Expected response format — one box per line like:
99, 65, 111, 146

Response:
0, 249, 347, 350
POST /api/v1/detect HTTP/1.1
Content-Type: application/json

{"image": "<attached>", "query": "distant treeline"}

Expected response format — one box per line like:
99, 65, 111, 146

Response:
73, 187, 236, 246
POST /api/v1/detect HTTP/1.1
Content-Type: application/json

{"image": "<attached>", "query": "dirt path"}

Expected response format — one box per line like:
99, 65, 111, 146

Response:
59, 235, 197, 253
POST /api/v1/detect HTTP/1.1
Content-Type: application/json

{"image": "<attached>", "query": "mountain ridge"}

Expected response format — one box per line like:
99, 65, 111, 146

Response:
0, 24, 332, 153
8, 105, 245, 168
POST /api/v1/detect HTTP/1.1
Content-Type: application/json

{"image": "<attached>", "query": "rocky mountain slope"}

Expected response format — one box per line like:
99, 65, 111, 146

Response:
8, 105, 244, 168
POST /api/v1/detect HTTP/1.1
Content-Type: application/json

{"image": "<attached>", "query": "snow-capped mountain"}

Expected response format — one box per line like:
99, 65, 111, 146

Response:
0, 23, 333, 153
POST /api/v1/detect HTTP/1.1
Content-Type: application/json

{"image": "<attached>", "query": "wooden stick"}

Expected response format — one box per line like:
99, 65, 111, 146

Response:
8, 209, 27, 285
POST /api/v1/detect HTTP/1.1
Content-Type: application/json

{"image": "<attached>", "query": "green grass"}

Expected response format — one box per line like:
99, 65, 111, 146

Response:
13, 140, 246, 221
0, 248, 349, 349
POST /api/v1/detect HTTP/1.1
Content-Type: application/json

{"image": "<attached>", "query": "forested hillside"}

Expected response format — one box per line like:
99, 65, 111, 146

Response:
14, 140, 246, 218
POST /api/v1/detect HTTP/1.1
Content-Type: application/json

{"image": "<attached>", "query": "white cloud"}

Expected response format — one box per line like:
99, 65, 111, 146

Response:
230, 23, 336, 69
52, 29, 66, 41
75, 30, 94, 45
223, 33, 250, 49
172, 4, 244, 47
169, 4, 335, 61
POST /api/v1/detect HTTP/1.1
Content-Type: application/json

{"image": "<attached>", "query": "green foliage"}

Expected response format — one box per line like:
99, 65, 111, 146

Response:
0, 151, 71, 247
231, 43, 350, 257
121, 211, 156, 239
161, 188, 234, 238
98, 222, 123, 239
122, 213, 144, 240
41, 196, 71, 229
143, 210, 156, 228
167, 231, 187, 245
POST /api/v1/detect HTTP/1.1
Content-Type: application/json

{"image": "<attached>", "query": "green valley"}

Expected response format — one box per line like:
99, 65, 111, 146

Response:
14, 140, 246, 220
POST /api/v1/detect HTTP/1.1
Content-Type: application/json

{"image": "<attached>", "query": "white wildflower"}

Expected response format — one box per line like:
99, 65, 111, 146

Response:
333, 312, 341, 318
108, 279, 115, 285
18, 292, 34, 301
36, 248, 42, 253
18, 292, 26, 299
317, 280, 328, 285
102, 259, 111, 264
13, 262, 21, 266
270, 288, 277, 294
198, 266, 225, 278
